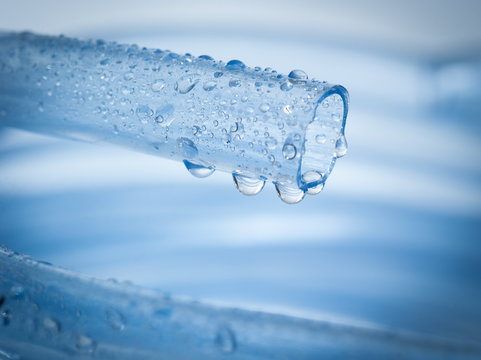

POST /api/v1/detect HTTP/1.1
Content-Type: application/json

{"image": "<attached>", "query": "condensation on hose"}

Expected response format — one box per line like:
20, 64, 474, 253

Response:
0, 32, 349, 203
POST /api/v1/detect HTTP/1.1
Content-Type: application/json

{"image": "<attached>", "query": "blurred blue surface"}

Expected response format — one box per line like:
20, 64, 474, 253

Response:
1, 0, 481, 352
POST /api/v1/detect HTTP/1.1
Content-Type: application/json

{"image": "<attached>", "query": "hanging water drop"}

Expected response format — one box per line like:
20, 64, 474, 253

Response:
306, 182, 324, 195
233, 174, 265, 196
275, 183, 305, 204
335, 135, 348, 158
183, 160, 215, 178
302, 170, 324, 195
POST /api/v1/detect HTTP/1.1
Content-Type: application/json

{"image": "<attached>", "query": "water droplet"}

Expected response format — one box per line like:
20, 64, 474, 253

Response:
76, 334, 96, 354
275, 183, 305, 204
151, 79, 166, 92
1, 309, 11, 326
335, 135, 348, 158
222, 133, 232, 145
331, 113, 341, 122
99, 58, 110, 65
154, 104, 174, 126
183, 160, 215, 178
267, 154, 275, 164
105, 308, 125, 331
199, 55, 213, 61
259, 103, 270, 112
225, 60, 245, 71
136, 105, 153, 124
315, 134, 326, 144
9, 285, 26, 300
280, 81, 293, 91
282, 143, 297, 160
123, 72, 134, 81
229, 79, 241, 87
302, 171, 324, 195
150, 306, 173, 328
233, 174, 265, 196
288, 69, 308, 82
214, 71, 223, 78
176, 137, 198, 159
203, 80, 217, 91
120, 86, 133, 95
215, 326, 236, 353
175, 75, 199, 94
265, 137, 277, 149
43, 317, 61, 335
192, 125, 201, 136
283, 105, 293, 115
163, 52, 180, 62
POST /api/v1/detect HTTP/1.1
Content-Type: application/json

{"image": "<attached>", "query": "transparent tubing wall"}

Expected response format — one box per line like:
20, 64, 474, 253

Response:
2, 248, 480, 360
0, 32, 349, 203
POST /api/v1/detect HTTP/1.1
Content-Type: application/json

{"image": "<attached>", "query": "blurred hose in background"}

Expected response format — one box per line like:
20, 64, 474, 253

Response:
1, 247, 481, 360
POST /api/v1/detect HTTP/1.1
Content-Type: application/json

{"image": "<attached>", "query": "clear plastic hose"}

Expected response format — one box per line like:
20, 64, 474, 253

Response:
1, 247, 480, 360
0, 32, 349, 203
